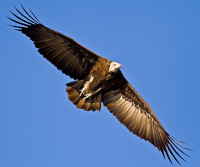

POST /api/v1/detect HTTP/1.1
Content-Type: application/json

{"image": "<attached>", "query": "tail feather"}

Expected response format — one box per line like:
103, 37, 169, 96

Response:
77, 99, 85, 109
66, 80, 102, 111
68, 92, 80, 103
93, 93, 101, 111
66, 87, 77, 96
84, 101, 91, 111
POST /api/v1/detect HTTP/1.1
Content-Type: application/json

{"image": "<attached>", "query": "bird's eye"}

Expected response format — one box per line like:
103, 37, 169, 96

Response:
114, 63, 116, 66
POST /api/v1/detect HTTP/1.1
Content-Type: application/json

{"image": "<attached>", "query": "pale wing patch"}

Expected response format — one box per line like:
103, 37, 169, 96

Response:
103, 89, 190, 164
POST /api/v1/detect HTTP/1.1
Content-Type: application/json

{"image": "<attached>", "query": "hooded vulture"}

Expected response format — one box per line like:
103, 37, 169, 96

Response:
7, 4, 190, 165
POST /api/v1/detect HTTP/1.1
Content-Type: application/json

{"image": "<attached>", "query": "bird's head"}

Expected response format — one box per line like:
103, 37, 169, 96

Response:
109, 62, 122, 72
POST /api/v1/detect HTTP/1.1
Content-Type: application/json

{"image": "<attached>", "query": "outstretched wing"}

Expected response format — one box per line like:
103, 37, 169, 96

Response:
103, 70, 190, 165
7, 4, 101, 80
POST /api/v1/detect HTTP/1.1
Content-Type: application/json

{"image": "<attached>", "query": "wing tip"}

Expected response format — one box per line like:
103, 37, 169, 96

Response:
161, 135, 192, 165
7, 3, 42, 30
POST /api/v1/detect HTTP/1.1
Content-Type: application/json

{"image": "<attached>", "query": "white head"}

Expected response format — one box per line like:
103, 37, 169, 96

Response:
109, 62, 122, 72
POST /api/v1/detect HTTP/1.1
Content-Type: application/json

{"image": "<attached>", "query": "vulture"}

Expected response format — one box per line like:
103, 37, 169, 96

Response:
7, 4, 190, 165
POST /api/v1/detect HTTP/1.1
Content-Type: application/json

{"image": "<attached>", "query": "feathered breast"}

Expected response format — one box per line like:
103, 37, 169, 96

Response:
86, 57, 112, 92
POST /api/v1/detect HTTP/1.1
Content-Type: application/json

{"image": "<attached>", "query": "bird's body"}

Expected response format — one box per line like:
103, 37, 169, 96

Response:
7, 4, 190, 165
66, 57, 114, 111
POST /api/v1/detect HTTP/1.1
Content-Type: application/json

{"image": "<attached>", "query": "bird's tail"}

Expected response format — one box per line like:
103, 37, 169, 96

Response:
66, 80, 102, 111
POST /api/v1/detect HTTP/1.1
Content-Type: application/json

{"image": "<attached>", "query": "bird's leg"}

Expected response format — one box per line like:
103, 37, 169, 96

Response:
83, 93, 92, 100
80, 87, 86, 96
94, 87, 102, 95
80, 76, 94, 97
82, 87, 102, 100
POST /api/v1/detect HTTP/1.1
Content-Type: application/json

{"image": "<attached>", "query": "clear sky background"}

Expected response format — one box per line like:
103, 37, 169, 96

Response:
1, 1, 200, 166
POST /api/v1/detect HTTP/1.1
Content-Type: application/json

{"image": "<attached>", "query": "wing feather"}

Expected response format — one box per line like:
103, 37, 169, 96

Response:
130, 108, 142, 134
103, 70, 189, 164
122, 105, 136, 126
7, 5, 101, 80
117, 102, 132, 122
137, 111, 147, 139
114, 101, 129, 118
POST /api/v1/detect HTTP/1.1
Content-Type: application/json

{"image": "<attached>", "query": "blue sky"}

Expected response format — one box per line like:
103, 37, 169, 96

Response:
1, 0, 200, 166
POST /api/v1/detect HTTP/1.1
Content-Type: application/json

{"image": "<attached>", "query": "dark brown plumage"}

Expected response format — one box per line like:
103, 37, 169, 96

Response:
7, 4, 190, 165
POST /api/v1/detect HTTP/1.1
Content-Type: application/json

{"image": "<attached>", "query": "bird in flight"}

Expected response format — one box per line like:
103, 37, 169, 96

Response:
7, 4, 190, 165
